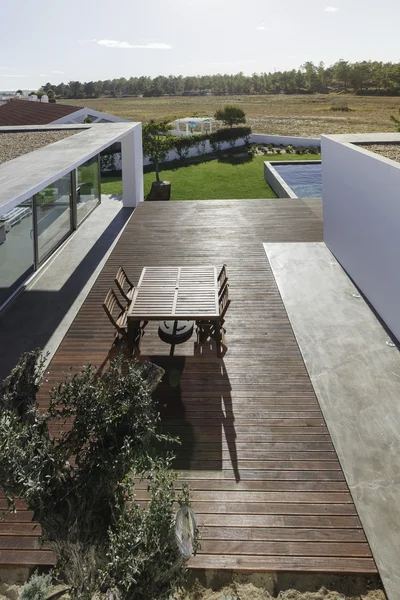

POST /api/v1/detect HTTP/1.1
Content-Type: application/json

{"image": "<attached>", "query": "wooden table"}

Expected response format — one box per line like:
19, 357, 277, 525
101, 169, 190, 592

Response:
127, 266, 222, 354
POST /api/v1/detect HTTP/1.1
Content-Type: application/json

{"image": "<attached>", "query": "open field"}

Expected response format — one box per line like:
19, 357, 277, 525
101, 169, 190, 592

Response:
101, 153, 320, 200
60, 94, 400, 136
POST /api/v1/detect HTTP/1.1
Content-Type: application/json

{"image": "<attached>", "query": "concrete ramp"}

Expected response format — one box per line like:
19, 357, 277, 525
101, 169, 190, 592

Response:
264, 241, 400, 600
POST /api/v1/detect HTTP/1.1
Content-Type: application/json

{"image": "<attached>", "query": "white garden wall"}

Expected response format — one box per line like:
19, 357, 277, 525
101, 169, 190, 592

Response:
322, 133, 400, 342
101, 133, 320, 171
251, 133, 319, 147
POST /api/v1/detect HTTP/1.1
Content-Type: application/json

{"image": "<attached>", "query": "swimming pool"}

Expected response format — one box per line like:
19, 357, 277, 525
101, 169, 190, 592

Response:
264, 161, 322, 198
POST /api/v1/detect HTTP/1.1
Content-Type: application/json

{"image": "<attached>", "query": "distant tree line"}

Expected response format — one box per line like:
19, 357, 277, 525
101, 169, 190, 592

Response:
40, 60, 400, 99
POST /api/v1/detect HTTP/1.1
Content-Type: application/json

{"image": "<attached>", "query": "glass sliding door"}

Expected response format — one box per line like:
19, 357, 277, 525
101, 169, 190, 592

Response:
36, 173, 72, 263
0, 199, 34, 305
76, 155, 100, 224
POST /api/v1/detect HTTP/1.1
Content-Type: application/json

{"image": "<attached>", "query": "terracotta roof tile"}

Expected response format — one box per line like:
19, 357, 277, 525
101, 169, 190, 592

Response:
0, 100, 84, 126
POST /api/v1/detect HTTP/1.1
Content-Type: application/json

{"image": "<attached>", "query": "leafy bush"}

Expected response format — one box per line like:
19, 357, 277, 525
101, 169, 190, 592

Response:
211, 126, 251, 144
174, 135, 197, 160
330, 98, 351, 111
100, 152, 119, 172
390, 106, 400, 131
19, 572, 52, 600
196, 138, 207, 156
214, 105, 246, 127
102, 463, 198, 600
0, 351, 194, 600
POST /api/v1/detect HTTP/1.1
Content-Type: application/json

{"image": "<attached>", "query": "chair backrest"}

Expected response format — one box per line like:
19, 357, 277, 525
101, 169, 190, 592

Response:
114, 266, 134, 302
218, 264, 228, 298
102, 288, 126, 334
219, 281, 231, 320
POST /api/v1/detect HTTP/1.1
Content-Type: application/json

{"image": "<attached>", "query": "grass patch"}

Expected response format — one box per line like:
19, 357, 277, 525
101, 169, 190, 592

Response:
101, 153, 320, 200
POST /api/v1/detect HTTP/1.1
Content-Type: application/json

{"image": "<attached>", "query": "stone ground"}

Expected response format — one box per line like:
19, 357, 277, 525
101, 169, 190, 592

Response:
179, 585, 385, 600
0, 130, 79, 164
359, 143, 400, 163
0, 582, 385, 600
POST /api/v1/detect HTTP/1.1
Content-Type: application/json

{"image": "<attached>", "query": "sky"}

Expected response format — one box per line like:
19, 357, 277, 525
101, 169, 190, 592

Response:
0, 0, 399, 91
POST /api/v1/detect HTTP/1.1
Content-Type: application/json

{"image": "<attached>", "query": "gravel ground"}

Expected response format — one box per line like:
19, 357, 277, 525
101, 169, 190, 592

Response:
177, 584, 385, 600
0, 130, 80, 164
359, 143, 400, 163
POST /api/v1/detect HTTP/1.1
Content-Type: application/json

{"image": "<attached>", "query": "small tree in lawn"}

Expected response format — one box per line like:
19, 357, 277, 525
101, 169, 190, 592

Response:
16, 89, 23, 95
390, 106, 400, 132
142, 119, 175, 182
214, 105, 246, 128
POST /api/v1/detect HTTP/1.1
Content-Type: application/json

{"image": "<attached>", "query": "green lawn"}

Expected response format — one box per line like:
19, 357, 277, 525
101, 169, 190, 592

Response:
101, 153, 320, 200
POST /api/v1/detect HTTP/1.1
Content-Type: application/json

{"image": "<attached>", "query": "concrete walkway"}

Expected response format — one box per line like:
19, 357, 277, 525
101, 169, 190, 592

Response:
0, 195, 132, 380
264, 241, 400, 600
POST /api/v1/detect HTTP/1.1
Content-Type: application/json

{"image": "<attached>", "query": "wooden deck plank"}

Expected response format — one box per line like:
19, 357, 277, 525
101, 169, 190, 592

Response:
0, 198, 377, 573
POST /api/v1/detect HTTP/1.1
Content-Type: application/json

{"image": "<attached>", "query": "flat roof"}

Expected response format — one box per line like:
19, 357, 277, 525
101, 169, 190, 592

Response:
0, 122, 140, 213
0, 129, 80, 164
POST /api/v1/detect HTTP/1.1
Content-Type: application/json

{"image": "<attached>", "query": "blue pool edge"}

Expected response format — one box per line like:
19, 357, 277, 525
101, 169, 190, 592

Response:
264, 160, 322, 199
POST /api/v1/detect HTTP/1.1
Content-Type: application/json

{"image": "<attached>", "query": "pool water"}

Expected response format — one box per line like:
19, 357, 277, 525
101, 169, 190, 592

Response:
274, 163, 322, 198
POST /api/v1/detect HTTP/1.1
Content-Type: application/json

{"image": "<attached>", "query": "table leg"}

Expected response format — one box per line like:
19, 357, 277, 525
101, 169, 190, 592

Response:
127, 319, 143, 353
213, 319, 222, 358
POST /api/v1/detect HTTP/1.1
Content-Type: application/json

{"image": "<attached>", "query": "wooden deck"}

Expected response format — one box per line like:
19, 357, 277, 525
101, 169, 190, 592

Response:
0, 199, 377, 574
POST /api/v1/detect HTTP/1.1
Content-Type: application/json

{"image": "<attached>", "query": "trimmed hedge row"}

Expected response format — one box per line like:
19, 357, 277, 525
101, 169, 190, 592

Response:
174, 126, 252, 158
101, 126, 253, 170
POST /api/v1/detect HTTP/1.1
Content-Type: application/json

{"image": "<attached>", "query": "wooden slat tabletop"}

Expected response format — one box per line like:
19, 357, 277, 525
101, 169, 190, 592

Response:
128, 266, 219, 320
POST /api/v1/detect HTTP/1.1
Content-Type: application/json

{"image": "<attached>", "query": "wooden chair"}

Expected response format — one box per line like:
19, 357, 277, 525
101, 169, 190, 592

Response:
197, 282, 231, 357
102, 288, 127, 337
114, 266, 135, 304
102, 288, 144, 354
218, 264, 228, 299
218, 281, 231, 328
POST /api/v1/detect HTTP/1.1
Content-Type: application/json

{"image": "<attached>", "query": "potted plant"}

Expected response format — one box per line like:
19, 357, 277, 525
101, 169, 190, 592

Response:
143, 119, 175, 200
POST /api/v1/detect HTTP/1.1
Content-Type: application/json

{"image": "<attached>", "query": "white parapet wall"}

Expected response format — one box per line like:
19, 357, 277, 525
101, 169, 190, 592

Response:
322, 133, 400, 342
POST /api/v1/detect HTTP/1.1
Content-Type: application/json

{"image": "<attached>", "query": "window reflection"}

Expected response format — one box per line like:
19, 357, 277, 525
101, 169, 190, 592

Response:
77, 155, 100, 224
36, 173, 72, 263
0, 199, 34, 305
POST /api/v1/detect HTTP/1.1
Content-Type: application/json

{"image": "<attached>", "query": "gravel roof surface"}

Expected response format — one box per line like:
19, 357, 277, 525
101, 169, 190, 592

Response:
359, 142, 400, 163
0, 130, 80, 164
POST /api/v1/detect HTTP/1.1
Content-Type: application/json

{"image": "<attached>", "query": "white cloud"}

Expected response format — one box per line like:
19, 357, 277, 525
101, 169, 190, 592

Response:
0, 74, 27, 78
96, 39, 172, 49
324, 6, 339, 12
0, 66, 10, 70
52, 70, 64, 74
38, 74, 46, 77
257, 22, 269, 30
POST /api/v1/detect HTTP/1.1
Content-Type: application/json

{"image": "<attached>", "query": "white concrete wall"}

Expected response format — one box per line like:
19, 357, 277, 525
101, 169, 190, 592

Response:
251, 133, 320, 147
121, 123, 143, 207
322, 134, 400, 342
143, 138, 244, 166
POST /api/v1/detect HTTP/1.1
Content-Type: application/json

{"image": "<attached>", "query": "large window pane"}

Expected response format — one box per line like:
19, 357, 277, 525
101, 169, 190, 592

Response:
0, 199, 34, 305
37, 173, 72, 263
77, 155, 100, 224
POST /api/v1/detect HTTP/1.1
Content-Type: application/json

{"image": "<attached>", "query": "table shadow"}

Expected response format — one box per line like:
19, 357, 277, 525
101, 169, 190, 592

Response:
148, 350, 239, 481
